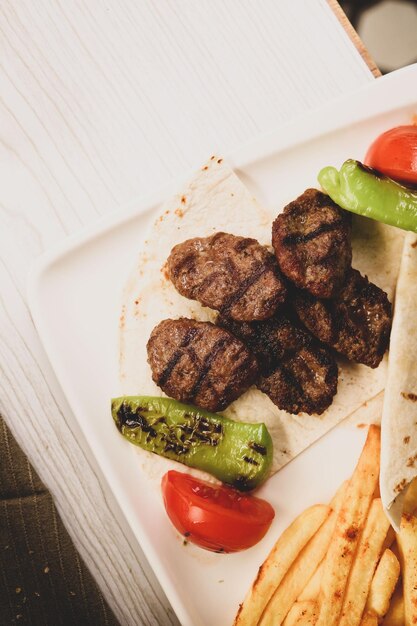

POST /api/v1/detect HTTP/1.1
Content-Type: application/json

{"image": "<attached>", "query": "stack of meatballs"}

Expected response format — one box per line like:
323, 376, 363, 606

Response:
147, 189, 392, 416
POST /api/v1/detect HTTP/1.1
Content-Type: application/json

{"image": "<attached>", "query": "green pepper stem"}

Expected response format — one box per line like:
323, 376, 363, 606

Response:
318, 160, 417, 233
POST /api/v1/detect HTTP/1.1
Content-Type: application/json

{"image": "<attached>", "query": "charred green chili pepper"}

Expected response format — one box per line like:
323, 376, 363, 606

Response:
318, 159, 417, 233
111, 396, 273, 491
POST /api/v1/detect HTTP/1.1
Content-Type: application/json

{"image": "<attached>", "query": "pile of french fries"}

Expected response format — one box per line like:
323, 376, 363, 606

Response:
234, 425, 417, 626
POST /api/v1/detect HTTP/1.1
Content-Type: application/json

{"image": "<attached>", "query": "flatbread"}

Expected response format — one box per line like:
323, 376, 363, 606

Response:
381, 232, 417, 530
119, 157, 404, 474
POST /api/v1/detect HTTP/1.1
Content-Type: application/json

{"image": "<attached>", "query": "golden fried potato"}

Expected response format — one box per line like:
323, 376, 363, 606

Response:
381, 527, 395, 552
365, 548, 400, 619
259, 509, 336, 626
297, 562, 323, 602
316, 425, 381, 626
382, 583, 404, 626
396, 513, 417, 626
234, 505, 331, 626
283, 601, 318, 626
297, 482, 348, 604
359, 612, 378, 626
403, 477, 417, 516
258, 480, 348, 625
338, 498, 390, 626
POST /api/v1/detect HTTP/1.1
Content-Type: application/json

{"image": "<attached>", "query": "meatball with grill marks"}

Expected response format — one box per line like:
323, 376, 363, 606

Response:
167, 232, 287, 321
293, 269, 392, 368
272, 189, 352, 299
147, 318, 259, 412
218, 315, 338, 415
218, 315, 302, 375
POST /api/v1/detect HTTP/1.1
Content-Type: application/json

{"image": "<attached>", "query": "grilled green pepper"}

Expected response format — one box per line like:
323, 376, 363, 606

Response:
111, 396, 273, 490
318, 159, 417, 233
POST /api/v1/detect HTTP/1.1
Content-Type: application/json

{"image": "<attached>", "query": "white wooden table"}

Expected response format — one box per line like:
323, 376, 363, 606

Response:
0, 2, 377, 624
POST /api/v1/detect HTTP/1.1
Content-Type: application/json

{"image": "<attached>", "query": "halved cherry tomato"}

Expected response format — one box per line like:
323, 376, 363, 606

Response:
161, 470, 275, 553
365, 125, 417, 186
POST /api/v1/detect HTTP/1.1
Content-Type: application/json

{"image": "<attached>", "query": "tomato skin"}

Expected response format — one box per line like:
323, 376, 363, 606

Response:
365, 125, 417, 186
161, 470, 275, 552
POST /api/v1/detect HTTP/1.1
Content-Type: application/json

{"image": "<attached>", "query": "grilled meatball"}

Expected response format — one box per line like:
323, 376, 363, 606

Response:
218, 315, 303, 375
258, 347, 338, 416
293, 269, 392, 368
167, 232, 287, 321
147, 318, 259, 412
218, 315, 338, 415
272, 189, 352, 298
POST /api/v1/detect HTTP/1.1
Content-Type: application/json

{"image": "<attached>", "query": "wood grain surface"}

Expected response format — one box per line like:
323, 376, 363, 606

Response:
327, 0, 381, 78
0, 1, 375, 624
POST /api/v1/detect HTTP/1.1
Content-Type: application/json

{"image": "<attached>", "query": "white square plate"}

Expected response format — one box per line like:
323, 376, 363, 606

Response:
28, 65, 417, 626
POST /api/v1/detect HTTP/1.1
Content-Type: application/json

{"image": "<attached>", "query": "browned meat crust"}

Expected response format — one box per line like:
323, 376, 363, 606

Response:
167, 232, 287, 321
147, 318, 259, 411
293, 269, 392, 368
272, 189, 352, 298
258, 346, 338, 416
218, 315, 302, 375
218, 315, 338, 415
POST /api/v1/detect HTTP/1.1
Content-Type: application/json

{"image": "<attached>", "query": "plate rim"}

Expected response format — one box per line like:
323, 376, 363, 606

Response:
27, 63, 417, 626
28, 63, 417, 297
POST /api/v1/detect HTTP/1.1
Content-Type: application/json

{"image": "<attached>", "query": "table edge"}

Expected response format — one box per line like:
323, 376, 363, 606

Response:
328, 0, 381, 78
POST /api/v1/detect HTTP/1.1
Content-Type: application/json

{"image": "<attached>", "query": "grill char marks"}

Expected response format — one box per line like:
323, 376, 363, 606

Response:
147, 318, 259, 412
188, 337, 230, 398
158, 327, 198, 387
293, 268, 392, 368
218, 315, 302, 375
218, 315, 338, 415
272, 189, 352, 299
258, 344, 338, 416
167, 232, 287, 321
219, 262, 274, 317
282, 219, 346, 246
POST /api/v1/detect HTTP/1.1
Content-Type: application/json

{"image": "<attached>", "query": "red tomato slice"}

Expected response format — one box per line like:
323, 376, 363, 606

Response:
365, 125, 417, 186
161, 470, 275, 553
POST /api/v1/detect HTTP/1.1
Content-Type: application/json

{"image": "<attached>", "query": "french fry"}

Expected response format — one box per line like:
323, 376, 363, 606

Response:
402, 477, 417, 516
365, 549, 400, 619
359, 612, 378, 626
298, 562, 323, 602
329, 479, 350, 510
381, 526, 395, 552
283, 601, 318, 626
259, 510, 336, 626
258, 481, 348, 626
339, 498, 390, 626
396, 512, 417, 626
383, 583, 405, 626
316, 425, 381, 626
234, 505, 331, 626
297, 482, 348, 604
389, 539, 401, 562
